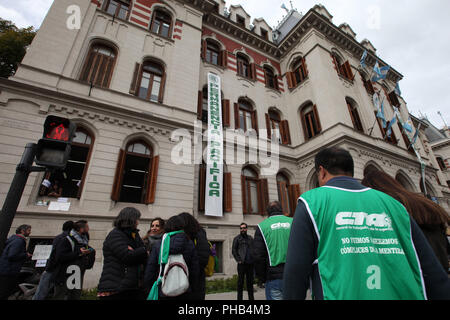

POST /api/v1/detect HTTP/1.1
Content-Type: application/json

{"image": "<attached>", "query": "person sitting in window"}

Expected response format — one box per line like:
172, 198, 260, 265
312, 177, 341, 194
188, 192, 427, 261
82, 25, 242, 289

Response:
48, 180, 63, 198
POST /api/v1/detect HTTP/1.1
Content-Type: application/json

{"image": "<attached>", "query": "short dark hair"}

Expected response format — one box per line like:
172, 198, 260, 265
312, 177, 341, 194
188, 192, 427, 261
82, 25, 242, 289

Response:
164, 215, 185, 233
16, 224, 31, 234
240, 223, 248, 228
62, 221, 74, 232
114, 207, 141, 230
267, 201, 283, 216
73, 220, 88, 232
315, 147, 354, 177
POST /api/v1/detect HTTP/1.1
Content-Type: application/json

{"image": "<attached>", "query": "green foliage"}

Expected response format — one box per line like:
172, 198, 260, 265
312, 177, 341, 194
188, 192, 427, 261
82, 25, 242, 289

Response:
205, 275, 256, 294
81, 288, 98, 300
0, 18, 36, 78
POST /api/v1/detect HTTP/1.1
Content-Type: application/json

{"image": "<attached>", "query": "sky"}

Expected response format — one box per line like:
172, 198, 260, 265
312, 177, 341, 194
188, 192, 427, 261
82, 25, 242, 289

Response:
1, 0, 448, 129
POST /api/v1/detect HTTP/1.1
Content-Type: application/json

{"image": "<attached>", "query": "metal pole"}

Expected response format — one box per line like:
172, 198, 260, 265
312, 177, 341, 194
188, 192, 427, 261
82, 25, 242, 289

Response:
0, 143, 37, 255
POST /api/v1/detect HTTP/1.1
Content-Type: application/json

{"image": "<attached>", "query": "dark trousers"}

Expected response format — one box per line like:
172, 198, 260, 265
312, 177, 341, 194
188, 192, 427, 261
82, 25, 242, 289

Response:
237, 263, 254, 300
0, 274, 20, 300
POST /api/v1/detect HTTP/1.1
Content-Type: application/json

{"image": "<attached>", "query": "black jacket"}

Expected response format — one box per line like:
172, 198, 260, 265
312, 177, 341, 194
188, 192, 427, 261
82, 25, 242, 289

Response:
0, 235, 28, 275
52, 234, 95, 284
144, 232, 200, 300
97, 228, 147, 294
253, 213, 286, 282
283, 176, 450, 300
232, 233, 254, 264
45, 231, 69, 272
194, 228, 210, 271
419, 224, 449, 272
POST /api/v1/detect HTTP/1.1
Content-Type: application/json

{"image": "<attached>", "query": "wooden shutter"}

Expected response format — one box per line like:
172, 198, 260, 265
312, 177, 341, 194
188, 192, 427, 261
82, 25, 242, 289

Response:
343, 61, 354, 80
80, 48, 95, 82
221, 50, 228, 67
129, 62, 142, 95
111, 149, 126, 201
197, 90, 203, 120
198, 165, 206, 211
101, 56, 115, 88
258, 178, 269, 215
366, 80, 375, 95
302, 58, 309, 78
158, 71, 166, 103
286, 72, 294, 89
251, 110, 258, 135
347, 102, 356, 128
223, 172, 232, 212
250, 63, 257, 80
145, 155, 159, 204
280, 120, 291, 145
234, 103, 240, 129
241, 175, 248, 214
222, 99, 230, 127
331, 54, 338, 73
313, 104, 322, 133
288, 184, 301, 217
201, 39, 207, 60
277, 181, 289, 215
265, 113, 272, 139
300, 109, 309, 141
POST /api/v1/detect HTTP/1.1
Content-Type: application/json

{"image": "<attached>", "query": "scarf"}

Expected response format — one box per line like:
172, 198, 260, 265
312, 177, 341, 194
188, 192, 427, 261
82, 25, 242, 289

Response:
70, 229, 89, 246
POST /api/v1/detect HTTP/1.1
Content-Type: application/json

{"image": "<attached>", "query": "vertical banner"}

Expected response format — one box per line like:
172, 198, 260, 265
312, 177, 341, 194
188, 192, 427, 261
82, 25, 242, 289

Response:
205, 73, 223, 217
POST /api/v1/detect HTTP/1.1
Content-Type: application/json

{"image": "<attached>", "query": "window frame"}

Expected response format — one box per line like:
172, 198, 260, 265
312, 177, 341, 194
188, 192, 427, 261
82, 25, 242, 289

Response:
205, 40, 221, 66
301, 104, 322, 141
80, 44, 117, 88
150, 9, 173, 39
347, 101, 364, 133
264, 66, 278, 90
103, 0, 131, 20
136, 61, 165, 103
238, 100, 256, 132
236, 54, 250, 79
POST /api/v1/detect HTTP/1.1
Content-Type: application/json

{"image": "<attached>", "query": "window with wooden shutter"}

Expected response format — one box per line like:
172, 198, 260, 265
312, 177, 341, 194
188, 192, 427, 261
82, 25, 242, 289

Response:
237, 54, 250, 78
347, 101, 364, 133
222, 99, 230, 127
197, 90, 203, 120
301, 103, 322, 140
291, 57, 308, 88
129, 63, 142, 95
201, 39, 207, 60
242, 167, 260, 215
136, 61, 165, 103
280, 120, 291, 145
265, 113, 272, 139
237, 99, 257, 132
223, 172, 232, 212
80, 44, 117, 88
151, 9, 172, 39
250, 63, 257, 81
276, 173, 290, 215
388, 91, 400, 107
286, 72, 294, 89
221, 50, 228, 67
288, 184, 301, 217
234, 103, 240, 129
264, 66, 277, 89
198, 164, 206, 211
104, 0, 130, 20
342, 61, 354, 81
112, 141, 156, 204
205, 40, 220, 66
258, 178, 269, 215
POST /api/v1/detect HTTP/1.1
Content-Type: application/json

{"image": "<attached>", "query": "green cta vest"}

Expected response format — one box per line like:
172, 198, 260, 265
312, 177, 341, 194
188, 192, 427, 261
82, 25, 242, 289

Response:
301, 186, 426, 300
258, 215, 293, 267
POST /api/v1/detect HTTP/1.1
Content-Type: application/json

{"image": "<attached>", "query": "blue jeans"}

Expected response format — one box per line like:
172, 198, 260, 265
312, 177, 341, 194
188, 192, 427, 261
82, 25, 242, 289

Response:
265, 279, 283, 300
33, 271, 53, 300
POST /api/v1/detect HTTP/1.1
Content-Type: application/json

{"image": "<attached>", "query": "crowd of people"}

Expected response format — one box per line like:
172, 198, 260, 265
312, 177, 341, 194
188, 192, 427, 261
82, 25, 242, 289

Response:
0, 147, 449, 300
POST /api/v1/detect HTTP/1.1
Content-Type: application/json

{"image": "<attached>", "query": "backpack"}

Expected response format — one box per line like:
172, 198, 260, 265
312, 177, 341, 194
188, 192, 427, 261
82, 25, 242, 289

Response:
147, 231, 189, 300
204, 241, 216, 277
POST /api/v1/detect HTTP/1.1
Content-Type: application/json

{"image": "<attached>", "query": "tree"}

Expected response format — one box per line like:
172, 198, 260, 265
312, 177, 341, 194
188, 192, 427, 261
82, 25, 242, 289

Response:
0, 18, 36, 78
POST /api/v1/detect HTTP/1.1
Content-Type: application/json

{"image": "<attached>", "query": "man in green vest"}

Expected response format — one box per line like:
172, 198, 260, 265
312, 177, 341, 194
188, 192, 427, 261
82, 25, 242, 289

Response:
253, 201, 293, 300
283, 147, 450, 300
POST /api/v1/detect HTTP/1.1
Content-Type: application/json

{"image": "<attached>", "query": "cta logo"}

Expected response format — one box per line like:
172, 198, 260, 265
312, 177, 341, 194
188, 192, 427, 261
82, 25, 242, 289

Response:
335, 212, 392, 229
270, 222, 290, 230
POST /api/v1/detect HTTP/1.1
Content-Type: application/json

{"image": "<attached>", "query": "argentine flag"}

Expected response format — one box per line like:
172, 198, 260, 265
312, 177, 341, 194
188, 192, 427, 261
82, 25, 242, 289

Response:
360, 50, 368, 69
376, 98, 387, 128
402, 116, 413, 133
372, 61, 390, 82
386, 113, 397, 138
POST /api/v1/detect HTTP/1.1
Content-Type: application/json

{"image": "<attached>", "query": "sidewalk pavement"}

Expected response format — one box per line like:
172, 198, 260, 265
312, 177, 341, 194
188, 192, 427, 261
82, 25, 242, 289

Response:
205, 285, 312, 300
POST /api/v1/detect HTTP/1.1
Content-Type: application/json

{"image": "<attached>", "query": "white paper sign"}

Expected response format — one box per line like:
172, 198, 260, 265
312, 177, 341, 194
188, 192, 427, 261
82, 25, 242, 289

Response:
35, 260, 47, 267
32, 245, 53, 260
48, 201, 71, 211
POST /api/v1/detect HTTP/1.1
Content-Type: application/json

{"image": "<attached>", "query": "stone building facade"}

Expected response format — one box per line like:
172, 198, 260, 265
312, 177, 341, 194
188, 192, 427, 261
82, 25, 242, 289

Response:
0, 0, 448, 288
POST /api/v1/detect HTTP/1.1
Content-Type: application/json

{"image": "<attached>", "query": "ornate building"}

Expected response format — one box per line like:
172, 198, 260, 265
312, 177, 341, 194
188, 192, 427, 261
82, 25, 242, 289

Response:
0, 0, 448, 287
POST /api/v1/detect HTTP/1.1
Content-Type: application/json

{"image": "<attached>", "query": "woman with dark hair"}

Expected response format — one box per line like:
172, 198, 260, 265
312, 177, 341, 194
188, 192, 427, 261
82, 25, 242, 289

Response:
362, 170, 450, 271
142, 217, 165, 253
178, 212, 210, 300
144, 215, 200, 300
97, 207, 148, 300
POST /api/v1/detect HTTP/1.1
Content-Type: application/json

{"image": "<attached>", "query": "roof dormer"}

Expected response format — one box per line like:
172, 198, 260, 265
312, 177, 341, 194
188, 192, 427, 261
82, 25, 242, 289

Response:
252, 18, 273, 42
339, 23, 357, 38
312, 4, 333, 21
361, 39, 377, 53
229, 4, 251, 30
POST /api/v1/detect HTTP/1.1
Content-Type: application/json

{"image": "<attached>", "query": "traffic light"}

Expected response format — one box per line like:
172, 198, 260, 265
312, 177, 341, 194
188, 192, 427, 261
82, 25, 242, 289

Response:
35, 116, 77, 169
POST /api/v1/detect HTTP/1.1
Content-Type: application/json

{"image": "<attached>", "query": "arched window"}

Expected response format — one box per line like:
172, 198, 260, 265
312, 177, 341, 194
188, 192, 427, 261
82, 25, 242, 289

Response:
300, 103, 322, 140
287, 57, 308, 89
39, 127, 94, 199
235, 99, 257, 132
346, 99, 364, 133
360, 71, 375, 95
236, 53, 250, 78
331, 52, 353, 81
104, 0, 130, 19
264, 66, 277, 89
206, 40, 220, 65
436, 157, 446, 171
267, 110, 281, 143
137, 61, 165, 103
111, 140, 159, 204
80, 44, 117, 88
150, 9, 172, 38
363, 164, 381, 177
241, 167, 268, 215
395, 172, 415, 192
